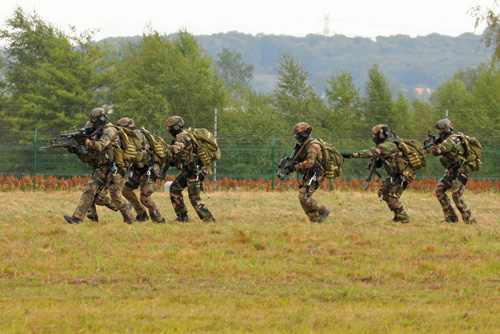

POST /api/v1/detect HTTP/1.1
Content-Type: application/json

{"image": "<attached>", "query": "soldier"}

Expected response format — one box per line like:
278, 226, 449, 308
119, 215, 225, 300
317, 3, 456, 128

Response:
63, 108, 136, 224
67, 141, 121, 222
117, 117, 165, 224
165, 116, 216, 222
342, 124, 414, 223
282, 122, 330, 223
426, 119, 477, 223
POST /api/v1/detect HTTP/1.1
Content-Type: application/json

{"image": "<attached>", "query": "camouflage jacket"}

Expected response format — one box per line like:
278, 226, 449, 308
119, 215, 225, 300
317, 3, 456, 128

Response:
295, 139, 323, 174
169, 130, 195, 170
352, 140, 407, 176
85, 124, 120, 168
430, 134, 467, 171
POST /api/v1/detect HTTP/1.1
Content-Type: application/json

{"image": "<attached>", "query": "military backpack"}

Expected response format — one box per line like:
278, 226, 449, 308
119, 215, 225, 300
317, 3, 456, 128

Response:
186, 127, 221, 173
310, 139, 344, 179
107, 124, 146, 167
452, 133, 483, 171
394, 138, 427, 171
140, 128, 172, 164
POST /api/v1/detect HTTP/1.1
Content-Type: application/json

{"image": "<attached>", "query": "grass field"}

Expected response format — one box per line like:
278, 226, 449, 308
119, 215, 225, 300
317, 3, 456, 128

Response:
1, 189, 499, 333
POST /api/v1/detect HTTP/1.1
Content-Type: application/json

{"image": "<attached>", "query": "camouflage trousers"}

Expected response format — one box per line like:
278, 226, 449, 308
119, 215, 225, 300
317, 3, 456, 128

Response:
122, 167, 163, 222
299, 175, 327, 222
170, 170, 214, 221
378, 176, 410, 222
87, 186, 119, 219
436, 172, 475, 223
73, 168, 135, 223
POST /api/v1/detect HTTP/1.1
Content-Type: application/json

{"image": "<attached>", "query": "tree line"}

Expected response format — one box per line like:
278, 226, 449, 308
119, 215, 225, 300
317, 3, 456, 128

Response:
0, 6, 499, 150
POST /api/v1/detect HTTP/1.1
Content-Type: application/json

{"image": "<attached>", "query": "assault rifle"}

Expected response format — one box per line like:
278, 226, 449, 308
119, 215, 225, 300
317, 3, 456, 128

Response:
364, 157, 383, 190
277, 143, 301, 187
41, 125, 103, 149
422, 131, 442, 149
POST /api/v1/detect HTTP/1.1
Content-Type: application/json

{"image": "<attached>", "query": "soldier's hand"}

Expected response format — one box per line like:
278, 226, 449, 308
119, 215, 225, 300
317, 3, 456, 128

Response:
84, 139, 92, 147
67, 146, 77, 154
341, 153, 353, 159
284, 164, 295, 174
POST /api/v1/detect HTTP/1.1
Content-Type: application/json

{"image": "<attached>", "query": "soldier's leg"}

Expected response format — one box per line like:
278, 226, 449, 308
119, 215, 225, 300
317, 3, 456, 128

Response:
122, 171, 148, 221
87, 203, 99, 222
170, 173, 189, 221
69, 170, 106, 223
380, 181, 409, 223
436, 175, 459, 222
109, 172, 136, 224
452, 174, 476, 224
377, 178, 403, 221
94, 187, 119, 212
298, 177, 327, 223
139, 173, 163, 223
187, 176, 215, 222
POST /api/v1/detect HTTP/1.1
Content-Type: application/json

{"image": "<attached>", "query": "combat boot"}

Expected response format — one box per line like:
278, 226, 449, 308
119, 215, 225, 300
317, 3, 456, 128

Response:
464, 210, 477, 224
136, 212, 149, 222
317, 209, 330, 223
398, 212, 410, 224
64, 215, 82, 224
170, 213, 189, 222
441, 214, 459, 223
87, 214, 99, 222
203, 216, 216, 223
155, 218, 166, 224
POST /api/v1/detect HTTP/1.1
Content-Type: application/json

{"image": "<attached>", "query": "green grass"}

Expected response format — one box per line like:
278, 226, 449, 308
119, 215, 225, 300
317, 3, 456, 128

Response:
0, 189, 499, 333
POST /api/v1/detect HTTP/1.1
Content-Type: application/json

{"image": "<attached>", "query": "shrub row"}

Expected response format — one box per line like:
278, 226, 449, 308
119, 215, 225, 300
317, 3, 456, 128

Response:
1, 174, 499, 193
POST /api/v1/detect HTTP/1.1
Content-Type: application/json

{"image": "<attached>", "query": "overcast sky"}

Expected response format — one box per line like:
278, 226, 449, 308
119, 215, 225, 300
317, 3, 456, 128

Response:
0, 0, 495, 41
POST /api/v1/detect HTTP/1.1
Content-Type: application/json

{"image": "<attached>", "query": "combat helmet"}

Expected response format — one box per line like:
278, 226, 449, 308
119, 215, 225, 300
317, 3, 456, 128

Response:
166, 116, 185, 136
434, 119, 453, 139
371, 124, 391, 144
88, 107, 107, 128
293, 122, 312, 144
116, 117, 135, 129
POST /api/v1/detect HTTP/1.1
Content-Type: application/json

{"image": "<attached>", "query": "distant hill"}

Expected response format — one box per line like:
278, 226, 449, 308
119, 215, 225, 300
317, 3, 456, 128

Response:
101, 32, 494, 97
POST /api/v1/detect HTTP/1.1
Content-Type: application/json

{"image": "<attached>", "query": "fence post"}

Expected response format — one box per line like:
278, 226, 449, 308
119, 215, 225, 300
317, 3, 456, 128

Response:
329, 131, 332, 191
214, 107, 218, 192
271, 132, 275, 190
34, 128, 38, 191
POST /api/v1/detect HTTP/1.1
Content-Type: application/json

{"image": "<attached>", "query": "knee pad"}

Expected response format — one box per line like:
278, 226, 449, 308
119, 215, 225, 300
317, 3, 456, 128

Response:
457, 175, 468, 186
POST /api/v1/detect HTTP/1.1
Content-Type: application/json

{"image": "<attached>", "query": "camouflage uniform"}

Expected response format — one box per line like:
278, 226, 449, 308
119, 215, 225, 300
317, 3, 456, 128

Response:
430, 134, 476, 223
351, 141, 414, 223
294, 138, 329, 222
168, 129, 215, 222
73, 146, 120, 221
122, 127, 164, 223
69, 124, 136, 224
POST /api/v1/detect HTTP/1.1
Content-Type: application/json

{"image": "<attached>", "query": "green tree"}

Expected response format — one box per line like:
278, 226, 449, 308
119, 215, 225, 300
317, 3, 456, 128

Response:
363, 64, 394, 130
471, 0, 500, 60
429, 78, 473, 131
215, 47, 254, 91
111, 28, 171, 130
0, 7, 113, 139
274, 51, 315, 123
470, 61, 500, 143
167, 31, 230, 128
392, 93, 411, 134
325, 68, 363, 139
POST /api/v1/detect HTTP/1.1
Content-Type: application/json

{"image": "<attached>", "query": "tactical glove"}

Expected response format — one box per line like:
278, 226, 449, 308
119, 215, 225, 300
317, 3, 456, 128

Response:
341, 153, 353, 159
284, 164, 295, 174
67, 146, 77, 154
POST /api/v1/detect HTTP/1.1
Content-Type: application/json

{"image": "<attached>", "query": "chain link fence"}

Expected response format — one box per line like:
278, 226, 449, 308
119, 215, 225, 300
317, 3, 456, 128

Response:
1, 127, 499, 190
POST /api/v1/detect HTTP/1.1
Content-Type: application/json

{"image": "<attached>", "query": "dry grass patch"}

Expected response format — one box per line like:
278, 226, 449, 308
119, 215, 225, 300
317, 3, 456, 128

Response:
0, 190, 499, 333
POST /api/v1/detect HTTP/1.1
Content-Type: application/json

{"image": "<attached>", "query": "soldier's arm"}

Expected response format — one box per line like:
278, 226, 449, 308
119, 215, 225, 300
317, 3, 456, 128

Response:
295, 143, 320, 171
430, 137, 459, 156
351, 145, 389, 159
85, 128, 114, 152
169, 135, 190, 155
